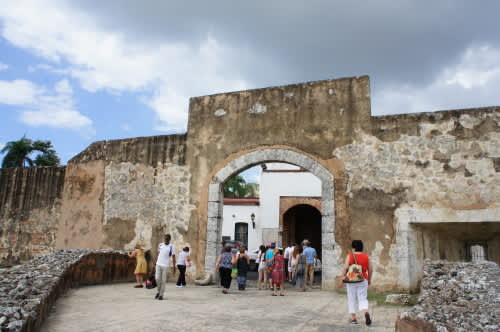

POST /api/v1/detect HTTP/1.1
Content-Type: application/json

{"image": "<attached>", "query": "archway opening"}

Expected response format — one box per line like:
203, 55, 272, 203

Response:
283, 204, 322, 260
205, 148, 337, 289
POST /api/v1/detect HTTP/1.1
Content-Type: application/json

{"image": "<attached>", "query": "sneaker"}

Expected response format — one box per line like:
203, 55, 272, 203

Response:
155, 293, 159, 299
176, 285, 182, 288
158, 296, 163, 300
365, 312, 372, 326
350, 319, 358, 325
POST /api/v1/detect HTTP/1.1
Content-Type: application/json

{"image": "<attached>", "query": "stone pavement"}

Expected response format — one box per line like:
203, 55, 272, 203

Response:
41, 282, 403, 332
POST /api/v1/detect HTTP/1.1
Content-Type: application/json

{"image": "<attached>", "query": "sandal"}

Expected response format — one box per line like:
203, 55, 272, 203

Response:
365, 312, 372, 326
134, 284, 143, 288
272, 293, 277, 296
350, 319, 358, 325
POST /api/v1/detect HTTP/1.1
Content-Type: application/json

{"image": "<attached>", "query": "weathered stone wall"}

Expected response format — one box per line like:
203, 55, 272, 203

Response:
333, 107, 500, 290
0, 250, 134, 331
187, 77, 370, 283
396, 260, 499, 332
55, 134, 194, 278
102, 161, 195, 275
0, 167, 65, 265
69, 134, 186, 166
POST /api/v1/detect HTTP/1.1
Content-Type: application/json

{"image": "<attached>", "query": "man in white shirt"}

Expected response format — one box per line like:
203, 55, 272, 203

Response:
155, 234, 176, 300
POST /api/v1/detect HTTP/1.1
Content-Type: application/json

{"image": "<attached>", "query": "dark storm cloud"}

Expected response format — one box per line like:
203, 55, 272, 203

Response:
72, 0, 500, 89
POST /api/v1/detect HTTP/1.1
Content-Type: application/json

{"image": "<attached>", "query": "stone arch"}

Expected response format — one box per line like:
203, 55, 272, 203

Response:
205, 148, 337, 288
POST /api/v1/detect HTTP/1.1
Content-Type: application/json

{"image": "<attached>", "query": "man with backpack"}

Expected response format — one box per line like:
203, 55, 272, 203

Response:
155, 234, 176, 300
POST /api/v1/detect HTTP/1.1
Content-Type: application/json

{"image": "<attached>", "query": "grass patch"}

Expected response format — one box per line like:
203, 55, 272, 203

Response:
335, 289, 419, 307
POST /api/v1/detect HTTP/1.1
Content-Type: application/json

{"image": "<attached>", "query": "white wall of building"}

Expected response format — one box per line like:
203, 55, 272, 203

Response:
221, 204, 260, 250
259, 170, 321, 228
222, 164, 322, 250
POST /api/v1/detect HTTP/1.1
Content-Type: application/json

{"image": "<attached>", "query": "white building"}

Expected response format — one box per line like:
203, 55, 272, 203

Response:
222, 163, 322, 252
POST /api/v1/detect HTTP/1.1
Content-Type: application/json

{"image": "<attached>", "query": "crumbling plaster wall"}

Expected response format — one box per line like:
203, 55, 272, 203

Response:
103, 161, 195, 254
56, 134, 194, 277
333, 107, 500, 291
0, 167, 65, 265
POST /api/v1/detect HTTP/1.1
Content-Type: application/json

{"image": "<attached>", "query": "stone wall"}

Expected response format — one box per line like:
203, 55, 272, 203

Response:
102, 161, 195, 273
187, 77, 369, 286
0, 250, 134, 331
0, 167, 66, 265
396, 260, 499, 332
333, 107, 500, 290
55, 134, 195, 278
69, 134, 186, 166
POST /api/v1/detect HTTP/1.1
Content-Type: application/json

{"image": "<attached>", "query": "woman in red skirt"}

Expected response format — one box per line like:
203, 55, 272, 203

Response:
271, 248, 285, 296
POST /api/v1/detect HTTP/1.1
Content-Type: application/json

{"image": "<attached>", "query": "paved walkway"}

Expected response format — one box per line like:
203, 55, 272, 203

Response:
41, 282, 403, 332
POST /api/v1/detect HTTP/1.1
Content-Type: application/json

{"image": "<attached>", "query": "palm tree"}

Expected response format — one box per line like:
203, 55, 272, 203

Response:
1, 136, 60, 168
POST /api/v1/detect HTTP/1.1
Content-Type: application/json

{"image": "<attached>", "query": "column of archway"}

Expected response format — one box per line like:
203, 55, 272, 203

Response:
204, 148, 339, 289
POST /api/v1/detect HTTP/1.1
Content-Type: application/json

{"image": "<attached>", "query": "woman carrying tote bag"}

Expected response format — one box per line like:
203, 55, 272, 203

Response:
341, 240, 373, 326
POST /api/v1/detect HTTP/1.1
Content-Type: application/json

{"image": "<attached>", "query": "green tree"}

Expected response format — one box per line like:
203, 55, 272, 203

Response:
224, 175, 248, 198
223, 175, 259, 198
1, 136, 61, 168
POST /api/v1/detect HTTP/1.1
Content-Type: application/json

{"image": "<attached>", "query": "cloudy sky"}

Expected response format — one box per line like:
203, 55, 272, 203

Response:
1, 0, 499, 165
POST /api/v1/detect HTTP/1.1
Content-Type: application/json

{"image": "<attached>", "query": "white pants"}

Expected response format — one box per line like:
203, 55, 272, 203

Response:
346, 279, 368, 314
156, 264, 169, 297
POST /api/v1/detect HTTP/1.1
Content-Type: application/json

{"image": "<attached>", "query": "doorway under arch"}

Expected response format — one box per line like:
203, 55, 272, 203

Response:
205, 148, 338, 289
283, 204, 322, 259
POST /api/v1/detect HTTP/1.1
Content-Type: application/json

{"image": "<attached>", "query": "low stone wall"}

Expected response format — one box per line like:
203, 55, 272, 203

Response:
0, 250, 135, 331
396, 260, 499, 332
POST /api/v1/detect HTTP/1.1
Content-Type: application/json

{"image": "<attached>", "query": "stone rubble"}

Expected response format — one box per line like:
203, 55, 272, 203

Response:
385, 293, 412, 306
0, 249, 132, 332
396, 260, 499, 332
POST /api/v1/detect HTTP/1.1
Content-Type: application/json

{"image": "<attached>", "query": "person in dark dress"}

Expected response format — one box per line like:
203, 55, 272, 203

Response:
235, 247, 250, 290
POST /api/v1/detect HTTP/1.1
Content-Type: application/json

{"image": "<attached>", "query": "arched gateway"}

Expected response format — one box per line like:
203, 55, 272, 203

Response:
204, 148, 338, 288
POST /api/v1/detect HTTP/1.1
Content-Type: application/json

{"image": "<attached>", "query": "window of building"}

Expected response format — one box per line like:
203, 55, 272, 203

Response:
234, 222, 248, 248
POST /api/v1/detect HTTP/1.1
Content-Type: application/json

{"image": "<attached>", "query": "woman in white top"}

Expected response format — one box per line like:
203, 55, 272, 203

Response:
176, 247, 191, 287
257, 245, 267, 290
290, 244, 300, 283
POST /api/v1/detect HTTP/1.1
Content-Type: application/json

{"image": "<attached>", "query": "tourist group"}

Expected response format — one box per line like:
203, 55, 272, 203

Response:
128, 234, 372, 326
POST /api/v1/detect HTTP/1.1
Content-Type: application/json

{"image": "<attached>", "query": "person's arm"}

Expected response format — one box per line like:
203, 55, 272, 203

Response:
127, 249, 137, 258
341, 255, 350, 280
215, 255, 221, 271
231, 254, 237, 265
367, 258, 373, 286
245, 254, 250, 264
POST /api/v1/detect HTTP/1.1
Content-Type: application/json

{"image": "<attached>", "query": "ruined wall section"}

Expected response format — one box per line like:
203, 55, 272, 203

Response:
333, 107, 500, 290
57, 134, 193, 277
70, 134, 186, 166
0, 167, 65, 265
103, 161, 195, 274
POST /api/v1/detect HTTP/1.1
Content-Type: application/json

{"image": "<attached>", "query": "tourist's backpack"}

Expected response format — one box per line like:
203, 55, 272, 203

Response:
343, 251, 364, 283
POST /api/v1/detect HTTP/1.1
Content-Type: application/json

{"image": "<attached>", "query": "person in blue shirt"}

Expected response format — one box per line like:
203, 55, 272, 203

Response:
302, 240, 317, 289
265, 243, 275, 288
